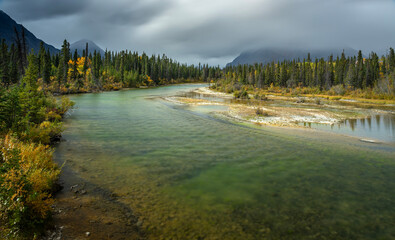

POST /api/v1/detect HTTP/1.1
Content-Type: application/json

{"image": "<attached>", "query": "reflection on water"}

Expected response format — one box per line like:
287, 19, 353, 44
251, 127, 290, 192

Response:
301, 114, 395, 142
55, 84, 395, 240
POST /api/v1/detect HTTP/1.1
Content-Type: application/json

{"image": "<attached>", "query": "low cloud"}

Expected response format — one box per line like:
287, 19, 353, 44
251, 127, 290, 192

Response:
1, 0, 394, 66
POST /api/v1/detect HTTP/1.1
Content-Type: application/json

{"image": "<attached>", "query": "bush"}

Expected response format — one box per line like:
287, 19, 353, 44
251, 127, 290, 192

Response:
0, 135, 60, 237
296, 97, 305, 103
224, 85, 233, 93
21, 121, 64, 145
234, 89, 249, 99
58, 97, 75, 116
256, 108, 270, 116
254, 92, 268, 101
329, 84, 346, 96
373, 73, 395, 98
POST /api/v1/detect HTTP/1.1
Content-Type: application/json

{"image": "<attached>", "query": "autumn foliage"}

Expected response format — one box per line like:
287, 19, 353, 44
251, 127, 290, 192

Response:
0, 135, 60, 237
0, 78, 74, 237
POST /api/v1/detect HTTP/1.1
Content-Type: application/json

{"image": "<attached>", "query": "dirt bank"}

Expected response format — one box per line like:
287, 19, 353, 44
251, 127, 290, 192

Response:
44, 155, 145, 240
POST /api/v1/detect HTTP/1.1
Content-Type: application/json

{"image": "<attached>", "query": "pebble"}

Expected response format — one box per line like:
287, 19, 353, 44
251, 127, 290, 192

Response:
85, 232, 91, 237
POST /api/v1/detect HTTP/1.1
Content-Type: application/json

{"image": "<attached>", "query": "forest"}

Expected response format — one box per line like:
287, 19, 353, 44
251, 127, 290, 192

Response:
0, 38, 219, 94
216, 49, 395, 100
1, 36, 394, 99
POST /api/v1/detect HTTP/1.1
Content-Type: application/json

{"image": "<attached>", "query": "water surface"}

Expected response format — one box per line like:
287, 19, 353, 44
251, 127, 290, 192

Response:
55, 84, 395, 239
300, 114, 395, 142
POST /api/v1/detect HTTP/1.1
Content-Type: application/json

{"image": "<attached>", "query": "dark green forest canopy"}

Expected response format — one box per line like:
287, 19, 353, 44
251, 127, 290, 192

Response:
1, 38, 394, 95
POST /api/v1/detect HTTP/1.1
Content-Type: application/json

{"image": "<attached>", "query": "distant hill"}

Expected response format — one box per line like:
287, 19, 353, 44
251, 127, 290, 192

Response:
227, 47, 360, 67
0, 10, 59, 55
70, 39, 105, 56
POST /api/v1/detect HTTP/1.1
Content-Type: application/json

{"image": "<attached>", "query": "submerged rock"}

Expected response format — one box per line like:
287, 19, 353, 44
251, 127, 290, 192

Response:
359, 139, 379, 144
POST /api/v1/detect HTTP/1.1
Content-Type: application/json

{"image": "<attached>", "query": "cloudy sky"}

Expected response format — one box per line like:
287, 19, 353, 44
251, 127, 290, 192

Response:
1, 0, 395, 66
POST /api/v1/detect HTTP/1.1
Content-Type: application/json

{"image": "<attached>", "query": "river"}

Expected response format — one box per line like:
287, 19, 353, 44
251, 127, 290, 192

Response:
54, 84, 395, 239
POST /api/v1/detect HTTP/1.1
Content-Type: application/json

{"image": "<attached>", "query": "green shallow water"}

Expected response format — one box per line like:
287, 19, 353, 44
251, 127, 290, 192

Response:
55, 84, 395, 240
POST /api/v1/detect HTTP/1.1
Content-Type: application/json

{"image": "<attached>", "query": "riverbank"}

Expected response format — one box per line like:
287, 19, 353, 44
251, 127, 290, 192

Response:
165, 87, 394, 129
0, 86, 75, 239
44, 158, 145, 240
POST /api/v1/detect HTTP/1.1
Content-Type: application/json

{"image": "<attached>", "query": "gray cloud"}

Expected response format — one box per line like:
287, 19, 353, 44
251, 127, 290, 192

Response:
1, 0, 395, 66
0, 0, 87, 21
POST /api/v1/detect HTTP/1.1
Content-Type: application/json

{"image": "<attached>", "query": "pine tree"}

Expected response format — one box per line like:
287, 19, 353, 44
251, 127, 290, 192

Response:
83, 42, 89, 78
389, 47, 395, 70
0, 39, 10, 86
38, 41, 46, 79
71, 49, 79, 81
60, 39, 70, 83
23, 51, 39, 89
43, 50, 51, 85
345, 62, 356, 88
9, 44, 19, 85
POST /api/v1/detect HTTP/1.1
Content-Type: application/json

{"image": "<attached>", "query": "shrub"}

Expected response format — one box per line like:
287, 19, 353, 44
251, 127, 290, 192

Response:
58, 96, 75, 116
0, 135, 60, 237
232, 83, 242, 91
234, 89, 249, 99
21, 121, 64, 145
254, 92, 268, 101
256, 108, 270, 116
373, 73, 395, 98
224, 85, 233, 93
296, 97, 305, 103
329, 84, 346, 96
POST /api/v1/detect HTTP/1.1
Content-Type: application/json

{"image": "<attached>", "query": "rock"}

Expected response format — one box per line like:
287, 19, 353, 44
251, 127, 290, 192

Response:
360, 139, 378, 144
85, 232, 91, 237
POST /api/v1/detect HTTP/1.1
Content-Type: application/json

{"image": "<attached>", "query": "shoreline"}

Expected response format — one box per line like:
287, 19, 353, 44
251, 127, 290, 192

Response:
45, 151, 145, 240
163, 87, 394, 143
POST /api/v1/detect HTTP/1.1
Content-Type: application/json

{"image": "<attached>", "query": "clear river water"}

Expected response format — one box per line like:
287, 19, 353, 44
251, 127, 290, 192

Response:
55, 84, 395, 240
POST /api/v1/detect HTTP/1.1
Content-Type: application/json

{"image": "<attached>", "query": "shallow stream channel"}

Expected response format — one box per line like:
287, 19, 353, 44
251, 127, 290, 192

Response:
54, 84, 395, 239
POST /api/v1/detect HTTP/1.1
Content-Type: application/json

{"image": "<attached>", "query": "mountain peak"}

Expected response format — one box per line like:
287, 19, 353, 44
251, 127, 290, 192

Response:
70, 39, 105, 56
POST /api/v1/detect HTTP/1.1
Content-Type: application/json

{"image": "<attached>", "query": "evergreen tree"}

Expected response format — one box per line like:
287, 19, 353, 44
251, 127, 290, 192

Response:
43, 50, 51, 85
389, 47, 395, 70
0, 39, 10, 86
71, 49, 79, 82
22, 51, 39, 89
60, 39, 70, 83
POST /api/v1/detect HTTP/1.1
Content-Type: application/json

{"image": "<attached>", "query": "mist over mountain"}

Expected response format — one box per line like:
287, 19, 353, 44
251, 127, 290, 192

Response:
227, 48, 361, 67
70, 39, 105, 56
0, 10, 59, 55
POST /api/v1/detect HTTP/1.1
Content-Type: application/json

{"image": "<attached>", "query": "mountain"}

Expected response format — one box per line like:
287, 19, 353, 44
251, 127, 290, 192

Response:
70, 39, 105, 56
0, 10, 59, 55
227, 47, 360, 67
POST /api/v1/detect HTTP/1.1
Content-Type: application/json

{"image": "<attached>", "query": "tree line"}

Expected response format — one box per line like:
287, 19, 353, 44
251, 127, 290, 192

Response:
219, 49, 395, 97
0, 30, 394, 97
0, 37, 222, 94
